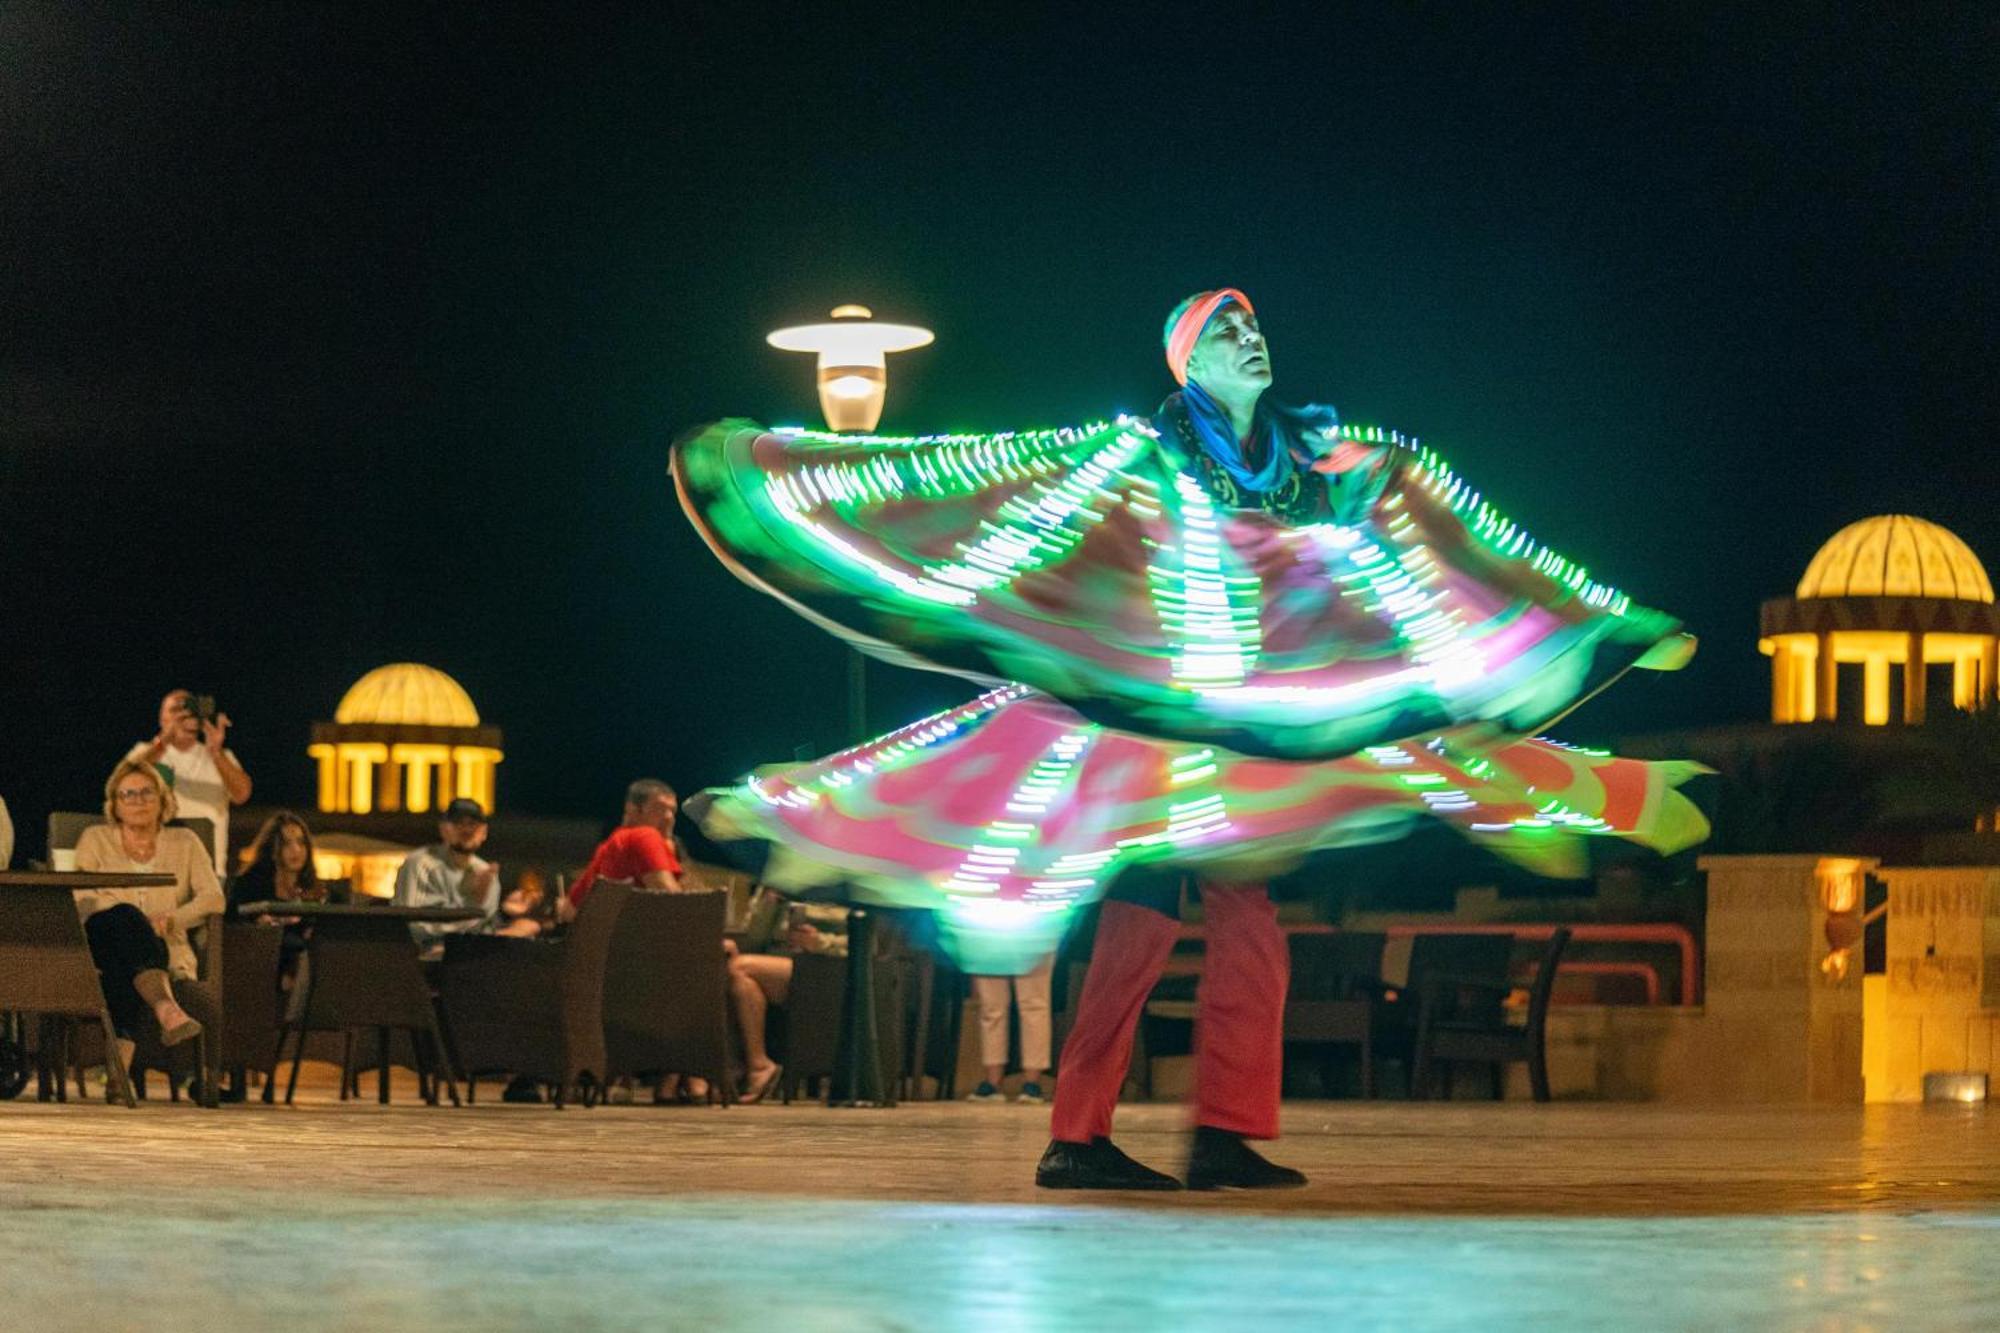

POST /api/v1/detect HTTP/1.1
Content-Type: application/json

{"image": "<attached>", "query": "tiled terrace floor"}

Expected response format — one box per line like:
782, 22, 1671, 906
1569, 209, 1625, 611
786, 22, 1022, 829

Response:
3, 1080, 1996, 1329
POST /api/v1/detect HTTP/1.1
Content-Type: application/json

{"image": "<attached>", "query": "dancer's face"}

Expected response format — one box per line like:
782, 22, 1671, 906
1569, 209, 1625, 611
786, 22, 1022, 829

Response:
1186, 305, 1272, 400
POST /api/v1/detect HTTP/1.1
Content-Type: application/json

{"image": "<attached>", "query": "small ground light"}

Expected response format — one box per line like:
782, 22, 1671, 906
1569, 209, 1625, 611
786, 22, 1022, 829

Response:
1921, 1072, 1989, 1104
767, 305, 933, 432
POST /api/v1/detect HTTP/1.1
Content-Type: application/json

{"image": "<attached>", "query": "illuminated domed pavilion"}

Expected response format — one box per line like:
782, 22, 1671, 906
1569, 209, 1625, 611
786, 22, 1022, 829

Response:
308, 663, 504, 815
1761, 516, 2000, 725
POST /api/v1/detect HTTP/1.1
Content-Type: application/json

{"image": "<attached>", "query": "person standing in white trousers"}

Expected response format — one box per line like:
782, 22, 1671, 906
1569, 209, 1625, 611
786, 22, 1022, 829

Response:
967, 953, 1055, 1104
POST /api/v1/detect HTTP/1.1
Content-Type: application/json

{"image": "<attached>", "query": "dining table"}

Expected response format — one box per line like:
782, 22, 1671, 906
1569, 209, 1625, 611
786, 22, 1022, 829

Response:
236, 899, 482, 1106
0, 869, 180, 1107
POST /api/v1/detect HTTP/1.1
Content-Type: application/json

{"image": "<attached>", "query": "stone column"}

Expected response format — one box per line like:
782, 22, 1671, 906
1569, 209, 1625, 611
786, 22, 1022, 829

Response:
1864, 655, 1891, 725
1695, 855, 1873, 1102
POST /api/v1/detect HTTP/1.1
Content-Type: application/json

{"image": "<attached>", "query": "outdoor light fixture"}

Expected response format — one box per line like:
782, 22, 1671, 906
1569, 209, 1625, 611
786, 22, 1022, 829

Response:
767, 304, 933, 432
1816, 856, 1865, 981
1922, 1072, 1989, 1104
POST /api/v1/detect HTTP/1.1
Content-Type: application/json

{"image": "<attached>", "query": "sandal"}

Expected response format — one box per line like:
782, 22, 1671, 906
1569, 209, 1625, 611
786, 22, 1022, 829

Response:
737, 1063, 782, 1105
160, 1016, 203, 1048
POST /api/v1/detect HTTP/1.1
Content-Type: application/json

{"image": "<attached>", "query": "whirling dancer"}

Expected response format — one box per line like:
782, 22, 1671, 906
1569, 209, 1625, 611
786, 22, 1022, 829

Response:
673, 288, 1704, 1191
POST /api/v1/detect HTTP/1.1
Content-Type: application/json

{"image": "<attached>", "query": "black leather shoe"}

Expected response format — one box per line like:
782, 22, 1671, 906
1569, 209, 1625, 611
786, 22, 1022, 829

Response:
1184, 1126, 1308, 1191
1035, 1138, 1182, 1190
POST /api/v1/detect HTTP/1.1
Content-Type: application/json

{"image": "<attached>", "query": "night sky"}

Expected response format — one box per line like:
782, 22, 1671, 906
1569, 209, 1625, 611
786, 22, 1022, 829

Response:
3, 5, 1994, 855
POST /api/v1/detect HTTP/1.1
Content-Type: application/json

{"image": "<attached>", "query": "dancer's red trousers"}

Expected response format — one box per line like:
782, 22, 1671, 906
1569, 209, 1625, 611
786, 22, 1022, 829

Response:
1050, 882, 1288, 1143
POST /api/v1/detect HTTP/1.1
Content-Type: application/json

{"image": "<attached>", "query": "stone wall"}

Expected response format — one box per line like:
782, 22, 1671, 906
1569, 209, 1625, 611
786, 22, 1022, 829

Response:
1874, 866, 2000, 1101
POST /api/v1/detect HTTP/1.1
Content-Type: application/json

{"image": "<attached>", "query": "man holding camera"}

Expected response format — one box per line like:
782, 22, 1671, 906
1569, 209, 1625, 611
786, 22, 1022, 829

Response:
128, 689, 252, 875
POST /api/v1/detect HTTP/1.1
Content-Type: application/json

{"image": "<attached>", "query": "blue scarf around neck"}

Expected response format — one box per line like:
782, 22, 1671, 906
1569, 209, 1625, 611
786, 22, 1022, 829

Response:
1179, 381, 1339, 494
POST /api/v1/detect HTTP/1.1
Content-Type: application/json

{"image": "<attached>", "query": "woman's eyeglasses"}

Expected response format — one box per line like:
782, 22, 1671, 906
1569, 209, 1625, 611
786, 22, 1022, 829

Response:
114, 788, 160, 803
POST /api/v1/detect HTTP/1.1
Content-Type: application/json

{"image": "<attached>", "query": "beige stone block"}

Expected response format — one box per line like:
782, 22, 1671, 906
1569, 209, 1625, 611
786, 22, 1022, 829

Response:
1808, 1012, 1864, 1103
1706, 951, 1779, 993
1543, 1040, 1596, 1100
1148, 1054, 1192, 1101
1885, 1015, 1926, 1101
1969, 1016, 1996, 1076
1543, 1006, 1715, 1102
1691, 1013, 1810, 1102
1920, 1017, 1970, 1077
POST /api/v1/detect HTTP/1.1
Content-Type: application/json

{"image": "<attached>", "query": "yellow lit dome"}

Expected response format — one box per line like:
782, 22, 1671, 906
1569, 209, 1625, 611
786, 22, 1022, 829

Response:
334, 663, 481, 727
1797, 515, 1994, 603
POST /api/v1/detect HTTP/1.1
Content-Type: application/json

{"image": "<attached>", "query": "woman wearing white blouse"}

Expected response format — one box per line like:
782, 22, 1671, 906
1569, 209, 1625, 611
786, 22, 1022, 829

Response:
73, 759, 218, 1066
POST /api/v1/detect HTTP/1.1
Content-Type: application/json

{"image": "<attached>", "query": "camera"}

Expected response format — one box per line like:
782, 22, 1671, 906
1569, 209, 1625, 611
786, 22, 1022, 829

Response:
180, 694, 219, 724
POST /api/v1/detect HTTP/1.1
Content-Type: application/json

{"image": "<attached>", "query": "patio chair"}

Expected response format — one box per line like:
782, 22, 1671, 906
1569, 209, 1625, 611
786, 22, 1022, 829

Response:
903, 957, 964, 1101
47, 812, 215, 866
130, 918, 284, 1106
602, 889, 738, 1102
1412, 926, 1572, 1101
6, 907, 137, 1108
439, 880, 630, 1107
1372, 932, 1515, 1093
775, 951, 847, 1104
1283, 931, 1385, 1098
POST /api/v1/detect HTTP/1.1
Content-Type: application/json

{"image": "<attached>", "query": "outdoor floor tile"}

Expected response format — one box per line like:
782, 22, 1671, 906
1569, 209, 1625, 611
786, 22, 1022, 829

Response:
2, 1094, 1995, 1329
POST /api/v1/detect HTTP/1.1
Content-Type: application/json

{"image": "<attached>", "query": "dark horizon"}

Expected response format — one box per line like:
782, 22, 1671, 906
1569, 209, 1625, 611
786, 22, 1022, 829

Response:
4, 5, 1995, 858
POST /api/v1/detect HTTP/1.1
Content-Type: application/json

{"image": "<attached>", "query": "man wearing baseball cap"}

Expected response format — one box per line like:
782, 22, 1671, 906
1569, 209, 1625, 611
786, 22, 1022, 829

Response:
391, 797, 509, 956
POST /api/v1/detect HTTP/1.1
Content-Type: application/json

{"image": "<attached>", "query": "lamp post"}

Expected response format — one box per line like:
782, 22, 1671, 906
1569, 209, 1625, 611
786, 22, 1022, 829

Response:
766, 304, 933, 433
765, 306, 931, 1108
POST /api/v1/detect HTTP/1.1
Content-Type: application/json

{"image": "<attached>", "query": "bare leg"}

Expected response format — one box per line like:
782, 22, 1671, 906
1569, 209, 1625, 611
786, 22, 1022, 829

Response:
730, 954, 794, 1100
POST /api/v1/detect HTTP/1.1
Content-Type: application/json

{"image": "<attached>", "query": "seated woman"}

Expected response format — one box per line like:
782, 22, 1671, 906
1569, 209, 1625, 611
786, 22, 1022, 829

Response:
728, 889, 849, 1103
72, 759, 222, 1071
229, 810, 322, 992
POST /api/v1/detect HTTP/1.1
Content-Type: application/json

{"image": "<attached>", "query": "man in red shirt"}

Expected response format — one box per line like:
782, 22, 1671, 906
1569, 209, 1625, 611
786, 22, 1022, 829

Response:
568, 779, 684, 906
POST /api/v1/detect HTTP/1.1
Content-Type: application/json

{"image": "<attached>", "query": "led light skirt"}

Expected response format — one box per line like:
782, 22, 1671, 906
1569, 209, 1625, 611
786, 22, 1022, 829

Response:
673, 415, 1688, 763
696, 688, 1710, 974
674, 407, 1703, 971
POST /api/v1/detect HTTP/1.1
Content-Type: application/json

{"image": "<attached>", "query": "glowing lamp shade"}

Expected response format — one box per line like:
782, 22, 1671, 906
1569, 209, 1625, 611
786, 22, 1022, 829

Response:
767, 305, 933, 432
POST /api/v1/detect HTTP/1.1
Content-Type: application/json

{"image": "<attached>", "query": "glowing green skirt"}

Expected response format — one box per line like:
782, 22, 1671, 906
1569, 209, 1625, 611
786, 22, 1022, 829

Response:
674, 416, 1705, 971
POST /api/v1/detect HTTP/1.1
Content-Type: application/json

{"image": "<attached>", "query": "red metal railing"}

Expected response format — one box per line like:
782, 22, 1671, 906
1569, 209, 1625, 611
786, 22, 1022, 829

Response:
1175, 920, 1699, 1005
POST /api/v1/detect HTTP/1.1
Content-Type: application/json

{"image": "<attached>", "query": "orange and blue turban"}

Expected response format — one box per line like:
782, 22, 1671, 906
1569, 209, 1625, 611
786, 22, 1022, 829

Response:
1162, 288, 1253, 387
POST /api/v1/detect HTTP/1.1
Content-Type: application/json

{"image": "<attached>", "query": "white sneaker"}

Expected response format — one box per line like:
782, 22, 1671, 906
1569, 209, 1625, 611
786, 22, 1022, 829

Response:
965, 1081, 1004, 1102
1015, 1082, 1047, 1105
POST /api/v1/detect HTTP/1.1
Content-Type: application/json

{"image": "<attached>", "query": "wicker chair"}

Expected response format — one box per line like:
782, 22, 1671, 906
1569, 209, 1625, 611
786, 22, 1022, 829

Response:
775, 951, 847, 1104
439, 881, 630, 1107
48, 812, 215, 866
602, 889, 737, 1102
128, 916, 288, 1107
5, 890, 137, 1107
